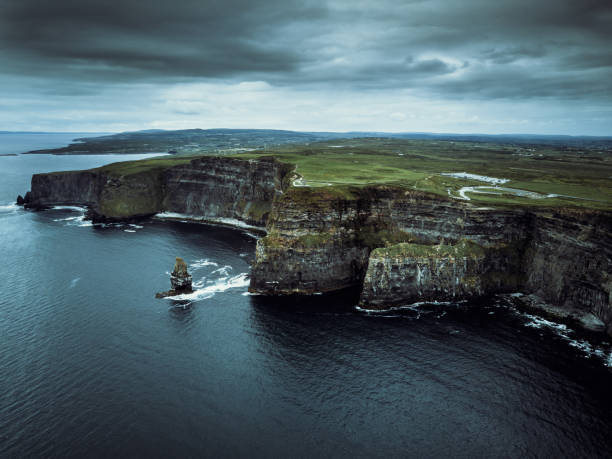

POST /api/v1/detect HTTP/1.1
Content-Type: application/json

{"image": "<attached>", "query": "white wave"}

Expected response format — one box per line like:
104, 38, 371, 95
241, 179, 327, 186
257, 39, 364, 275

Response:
124, 229, 136, 233
69, 277, 81, 288
520, 310, 612, 367
211, 265, 232, 276
354, 305, 382, 313
166, 273, 250, 301
49, 206, 95, 227
355, 299, 456, 314
211, 217, 265, 231
51, 205, 87, 212
190, 259, 219, 269
523, 314, 570, 332
129, 224, 144, 229
155, 212, 265, 233
0, 203, 19, 212
57, 214, 91, 227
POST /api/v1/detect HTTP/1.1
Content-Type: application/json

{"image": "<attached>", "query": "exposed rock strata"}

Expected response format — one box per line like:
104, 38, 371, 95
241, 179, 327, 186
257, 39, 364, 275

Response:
28, 171, 102, 209
359, 240, 521, 308
162, 156, 290, 227
23, 156, 290, 224
156, 257, 193, 298
250, 186, 528, 297
21, 157, 612, 336
525, 209, 612, 335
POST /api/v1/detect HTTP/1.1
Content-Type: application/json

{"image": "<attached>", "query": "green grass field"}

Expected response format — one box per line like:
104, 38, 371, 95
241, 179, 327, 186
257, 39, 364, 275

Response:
73, 137, 612, 211
235, 138, 612, 210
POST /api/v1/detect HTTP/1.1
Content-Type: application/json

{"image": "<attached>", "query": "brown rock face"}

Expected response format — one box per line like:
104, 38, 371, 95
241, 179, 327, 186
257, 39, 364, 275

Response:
156, 257, 193, 298
171, 257, 192, 291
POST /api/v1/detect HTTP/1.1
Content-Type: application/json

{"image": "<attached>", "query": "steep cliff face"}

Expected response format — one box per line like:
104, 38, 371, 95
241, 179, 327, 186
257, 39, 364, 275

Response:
162, 156, 291, 227
27, 168, 164, 219
524, 209, 612, 335
96, 170, 166, 219
250, 187, 372, 293
249, 183, 611, 335
359, 240, 522, 308
361, 188, 529, 247
26, 156, 290, 223
249, 186, 528, 296
29, 171, 103, 207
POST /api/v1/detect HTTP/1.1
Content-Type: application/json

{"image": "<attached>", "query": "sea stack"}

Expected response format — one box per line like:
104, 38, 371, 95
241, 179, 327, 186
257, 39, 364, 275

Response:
171, 257, 192, 291
156, 257, 193, 298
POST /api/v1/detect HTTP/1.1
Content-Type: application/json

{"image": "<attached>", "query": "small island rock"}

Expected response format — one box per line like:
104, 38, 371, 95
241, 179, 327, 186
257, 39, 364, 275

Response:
171, 257, 192, 291
156, 257, 194, 298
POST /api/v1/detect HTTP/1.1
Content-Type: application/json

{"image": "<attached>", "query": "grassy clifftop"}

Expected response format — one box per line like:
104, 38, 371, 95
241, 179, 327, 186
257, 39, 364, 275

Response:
35, 137, 612, 211
95, 155, 200, 176
236, 138, 612, 210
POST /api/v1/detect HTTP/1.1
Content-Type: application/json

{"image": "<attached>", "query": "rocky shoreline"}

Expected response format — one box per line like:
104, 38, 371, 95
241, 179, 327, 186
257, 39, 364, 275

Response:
18, 155, 612, 337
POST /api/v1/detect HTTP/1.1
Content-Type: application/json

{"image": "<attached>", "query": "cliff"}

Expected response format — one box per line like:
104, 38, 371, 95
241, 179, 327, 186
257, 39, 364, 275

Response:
359, 240, 522, 307
29, 170, 103, 208
162, 156, 291, 227
25, 156, 291, 224
525, 209, 612, 335
250, 186, 528, 294
22, 156, 612, 336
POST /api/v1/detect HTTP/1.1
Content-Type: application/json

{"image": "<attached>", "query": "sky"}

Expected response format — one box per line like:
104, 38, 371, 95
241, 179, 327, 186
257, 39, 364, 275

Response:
0, 0, 610, 135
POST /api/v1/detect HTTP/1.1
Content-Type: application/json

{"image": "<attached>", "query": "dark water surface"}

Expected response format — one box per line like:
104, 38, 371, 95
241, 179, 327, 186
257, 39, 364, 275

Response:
1, 135, 612, 458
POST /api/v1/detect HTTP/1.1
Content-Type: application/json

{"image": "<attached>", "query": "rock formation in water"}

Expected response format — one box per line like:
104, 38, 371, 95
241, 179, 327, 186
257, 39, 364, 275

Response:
156, 257, 193, 298
22, 156, 612, 336
15, 191, 31, 206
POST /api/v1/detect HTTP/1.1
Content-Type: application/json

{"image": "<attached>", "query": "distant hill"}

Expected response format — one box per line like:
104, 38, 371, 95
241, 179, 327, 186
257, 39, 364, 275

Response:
20, 128, 612, 155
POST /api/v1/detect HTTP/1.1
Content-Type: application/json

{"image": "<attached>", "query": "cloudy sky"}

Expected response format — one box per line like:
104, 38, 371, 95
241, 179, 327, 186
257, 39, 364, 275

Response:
1, 0, 610, 135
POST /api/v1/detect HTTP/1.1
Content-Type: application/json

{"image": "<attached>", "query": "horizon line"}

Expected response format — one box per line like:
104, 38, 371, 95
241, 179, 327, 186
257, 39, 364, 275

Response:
0, 128, 611, 139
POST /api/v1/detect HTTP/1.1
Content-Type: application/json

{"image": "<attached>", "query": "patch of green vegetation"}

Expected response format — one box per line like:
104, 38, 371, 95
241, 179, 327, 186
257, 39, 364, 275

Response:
98, 169, 166, 218
25, 129, 327, 155
47, 137, 611, 211
235, 138, 612, 210
357, 228, 415, 248
262, 231, 335, 249
96, 154, 202, 177
373, 239, 487, 259
279, 185, 361, 207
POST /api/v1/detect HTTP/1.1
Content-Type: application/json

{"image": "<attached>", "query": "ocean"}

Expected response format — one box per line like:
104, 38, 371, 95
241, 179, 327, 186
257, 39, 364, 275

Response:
1, 133, 611, 458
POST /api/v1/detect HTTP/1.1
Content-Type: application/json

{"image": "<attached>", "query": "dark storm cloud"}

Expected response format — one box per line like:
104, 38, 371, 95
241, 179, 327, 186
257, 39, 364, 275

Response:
0, 0, 325, 79
480, 47, 547, 65
0, 0, 611, 101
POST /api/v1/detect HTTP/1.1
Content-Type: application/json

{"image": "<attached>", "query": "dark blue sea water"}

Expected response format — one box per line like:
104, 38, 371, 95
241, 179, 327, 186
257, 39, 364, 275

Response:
1, 134, 612, 458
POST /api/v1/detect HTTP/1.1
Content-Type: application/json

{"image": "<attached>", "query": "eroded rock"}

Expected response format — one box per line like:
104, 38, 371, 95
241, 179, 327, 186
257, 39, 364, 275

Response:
156, 257, 193, 298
